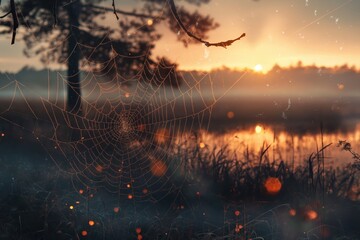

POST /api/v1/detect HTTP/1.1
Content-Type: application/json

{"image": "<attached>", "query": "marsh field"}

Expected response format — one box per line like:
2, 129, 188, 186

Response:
1, 79, 360, 239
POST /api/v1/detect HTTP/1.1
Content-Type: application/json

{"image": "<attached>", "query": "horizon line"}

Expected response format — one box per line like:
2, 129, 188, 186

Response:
2, 61, 359, 75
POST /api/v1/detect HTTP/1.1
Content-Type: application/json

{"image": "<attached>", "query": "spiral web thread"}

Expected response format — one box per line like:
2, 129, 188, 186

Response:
0, 18, 251, 205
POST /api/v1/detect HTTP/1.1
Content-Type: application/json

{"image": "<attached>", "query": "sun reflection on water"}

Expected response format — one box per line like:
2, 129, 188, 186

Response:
255, 125, 263, 134
179, 122, 360, 167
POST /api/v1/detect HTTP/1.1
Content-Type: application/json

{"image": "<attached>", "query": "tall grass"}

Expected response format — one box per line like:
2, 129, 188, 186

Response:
174, 138, 360, 201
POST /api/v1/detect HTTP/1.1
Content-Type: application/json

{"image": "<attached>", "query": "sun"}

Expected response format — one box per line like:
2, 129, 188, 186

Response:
254, 64, 263, 72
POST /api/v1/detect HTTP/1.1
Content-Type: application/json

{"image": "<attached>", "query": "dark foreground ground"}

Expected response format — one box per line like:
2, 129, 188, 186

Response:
1, 131, 360, 240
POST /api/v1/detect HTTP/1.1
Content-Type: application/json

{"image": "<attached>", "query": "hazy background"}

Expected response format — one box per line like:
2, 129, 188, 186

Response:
1, 0, 360, 72
1, 0, 359, 159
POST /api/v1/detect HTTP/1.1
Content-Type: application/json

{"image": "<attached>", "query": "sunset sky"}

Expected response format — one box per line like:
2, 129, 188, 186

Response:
0, 0, 359, 72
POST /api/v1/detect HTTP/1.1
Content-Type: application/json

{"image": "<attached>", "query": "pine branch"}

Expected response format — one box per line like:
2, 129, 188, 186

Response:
167, 0, 246, 48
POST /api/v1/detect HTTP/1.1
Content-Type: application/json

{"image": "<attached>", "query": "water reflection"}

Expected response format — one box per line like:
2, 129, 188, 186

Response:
183, 121, 360, 167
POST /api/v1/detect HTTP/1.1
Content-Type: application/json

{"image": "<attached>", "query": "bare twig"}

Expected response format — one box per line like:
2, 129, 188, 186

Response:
0, 0, 18, 44
87, 4, 164, 20
167, 0, 246, 48
10, 0, 19, 44
53, 0, 58, 26
0, 11, 11, 18
112, 0, 119, 20
2, 1, 163, 45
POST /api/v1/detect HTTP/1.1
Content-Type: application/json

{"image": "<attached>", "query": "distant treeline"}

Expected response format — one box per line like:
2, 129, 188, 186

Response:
1, 63, 359, 98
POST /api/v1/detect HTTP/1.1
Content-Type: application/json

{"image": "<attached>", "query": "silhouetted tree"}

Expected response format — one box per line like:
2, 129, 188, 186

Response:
0, 0, 218, 113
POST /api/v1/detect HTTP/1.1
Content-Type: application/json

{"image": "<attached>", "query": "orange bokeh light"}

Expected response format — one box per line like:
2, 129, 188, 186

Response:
227, 111, 235, 119
289, 208, 296, 216
337, 83, 345, 90
155, 128, 171, 144
305, 210, 318, 220
95, 165, 103, 172
235, 223, 243, 233
81, 230, 88, 236
88, 220, 95, 226
147, 19, 153, 26
113, 207, 120, 213
264, 177, 282, 194
137, 124, 146, 132
150, 160, 167, 177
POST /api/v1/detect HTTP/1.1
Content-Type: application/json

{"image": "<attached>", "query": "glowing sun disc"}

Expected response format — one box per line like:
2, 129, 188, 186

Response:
254, 64, 263, 72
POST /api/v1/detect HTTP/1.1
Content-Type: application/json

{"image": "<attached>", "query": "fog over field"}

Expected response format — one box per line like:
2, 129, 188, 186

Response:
1, 64, 359, 126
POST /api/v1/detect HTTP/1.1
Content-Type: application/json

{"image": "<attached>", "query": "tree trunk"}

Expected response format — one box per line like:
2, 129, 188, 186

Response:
67, 2, 81, 114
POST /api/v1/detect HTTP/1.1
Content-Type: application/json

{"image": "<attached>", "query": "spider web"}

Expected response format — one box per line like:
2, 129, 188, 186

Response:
2, 3, 360, 239
0, 18, 247, 205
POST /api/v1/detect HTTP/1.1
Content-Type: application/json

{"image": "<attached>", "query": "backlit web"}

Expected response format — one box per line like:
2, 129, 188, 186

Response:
0, 20, 246, 204
2, 2, 360, 239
